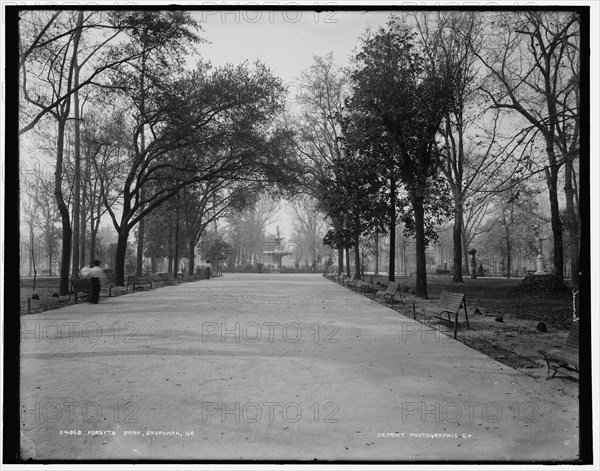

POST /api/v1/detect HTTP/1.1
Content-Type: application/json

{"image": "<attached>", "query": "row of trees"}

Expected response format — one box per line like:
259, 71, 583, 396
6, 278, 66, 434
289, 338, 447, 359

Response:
19, 10, 298, 293
18, 10, 582, 299
292, 11, 580, 298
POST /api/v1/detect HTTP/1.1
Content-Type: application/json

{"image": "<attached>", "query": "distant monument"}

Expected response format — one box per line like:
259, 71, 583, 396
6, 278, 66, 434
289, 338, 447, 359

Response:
262, 226, 292, 272
534, 225, 547, 275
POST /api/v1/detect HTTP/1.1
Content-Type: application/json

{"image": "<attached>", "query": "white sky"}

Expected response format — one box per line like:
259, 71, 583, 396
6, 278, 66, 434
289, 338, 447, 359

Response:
192, 10, 392, 84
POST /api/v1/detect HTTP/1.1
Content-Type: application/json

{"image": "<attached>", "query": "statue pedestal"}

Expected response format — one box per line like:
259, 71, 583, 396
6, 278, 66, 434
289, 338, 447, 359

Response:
534, 254, 546, 275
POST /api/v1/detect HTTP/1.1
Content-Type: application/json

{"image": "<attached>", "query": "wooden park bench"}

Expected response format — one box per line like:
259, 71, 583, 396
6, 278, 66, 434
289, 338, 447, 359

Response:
149, 273, 172, 287
148, 273, 168, 286
191, 268, 209, 281
356, 276, 373, 295
538, 322, 579, 381
70, 277, 91, 304
422, 292, 469, 339
149, 274, 161, 287
159, 273, 174, 286
357, 277, 385, 298
344, 273, 357, 289
374, 281, 403, 308
126, 275, 153, 292
331, 272, 344, 284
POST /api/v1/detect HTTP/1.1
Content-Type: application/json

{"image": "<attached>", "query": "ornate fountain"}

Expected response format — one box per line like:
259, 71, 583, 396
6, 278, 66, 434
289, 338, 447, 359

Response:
262, 226, 292, 272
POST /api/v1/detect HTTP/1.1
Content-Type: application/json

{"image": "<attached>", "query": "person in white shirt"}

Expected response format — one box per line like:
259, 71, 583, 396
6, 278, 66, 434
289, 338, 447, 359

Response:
88, 260, 105, 303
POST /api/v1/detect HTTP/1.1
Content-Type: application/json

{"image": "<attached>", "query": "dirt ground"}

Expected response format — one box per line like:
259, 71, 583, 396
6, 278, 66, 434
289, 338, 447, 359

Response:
354, 274, 580, 398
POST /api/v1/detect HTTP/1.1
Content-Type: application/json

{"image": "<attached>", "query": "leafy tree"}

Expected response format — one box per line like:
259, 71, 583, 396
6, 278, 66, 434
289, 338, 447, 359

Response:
346, 17, 454, 297
321, 111, 390, 279
98, 61, 291, 285
18, 9, 201, 293
106, 11, 201, 277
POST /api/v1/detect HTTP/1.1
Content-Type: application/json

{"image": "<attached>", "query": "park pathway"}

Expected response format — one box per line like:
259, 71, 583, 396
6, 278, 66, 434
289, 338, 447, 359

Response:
19, 274, 579, 461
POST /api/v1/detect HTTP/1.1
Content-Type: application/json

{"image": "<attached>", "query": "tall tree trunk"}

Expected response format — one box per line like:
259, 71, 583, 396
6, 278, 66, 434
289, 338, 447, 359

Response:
564, 160, 579, 285
461, 215, 470, 277
135, 50, 147, 277
55, 118, 73, 295
71, 56, 81, 277
414, 200, 428, 299
114, 230, 129, 286
173, 200, 180, 278
389, 176, 396, 282
337, 247, 343, 276
89, 203, 101, 265
151, 253, 158, 273
29, 226, 34, 277
354, 233, 360, 279
80, 139, 89, 268
48, 244, 53, 277
55, 10, 83, 294
453, 202, 464, 282
47, 220, 53, 277
79, 199, 86, 267
374, 230, 379, 275
345, 247, 350, 277
545, 152, 564, 282
136, 217, 145, 276
89, 215, 96, 265
505, 222, 512, 278
189, 240, 196, 276
167, 223, 173, 274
